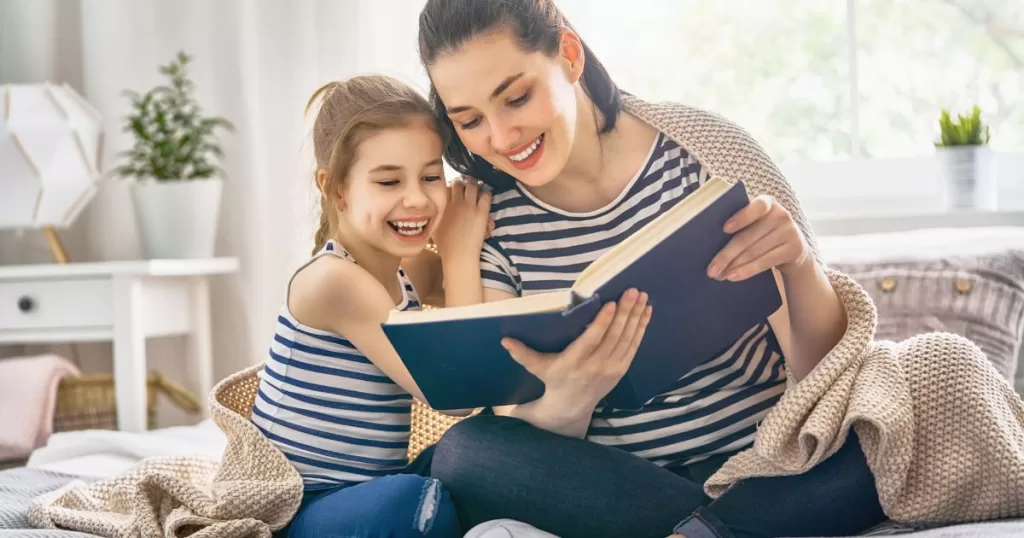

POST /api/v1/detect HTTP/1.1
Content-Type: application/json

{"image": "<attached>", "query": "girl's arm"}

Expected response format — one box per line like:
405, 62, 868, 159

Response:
431, 178, 492, 307
401, 249, 445, 308
288, 255, 475, 416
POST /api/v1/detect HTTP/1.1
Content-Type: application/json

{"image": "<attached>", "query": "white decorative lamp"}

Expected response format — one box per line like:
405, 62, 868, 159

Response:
0, 83, 103, 263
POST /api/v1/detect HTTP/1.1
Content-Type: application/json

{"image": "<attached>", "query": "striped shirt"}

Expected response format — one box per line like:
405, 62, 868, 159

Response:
251, 240, 420, 488
481, 132, 788, 468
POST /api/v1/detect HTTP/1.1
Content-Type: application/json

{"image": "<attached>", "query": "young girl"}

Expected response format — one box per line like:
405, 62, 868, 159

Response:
250, 75, 491, 538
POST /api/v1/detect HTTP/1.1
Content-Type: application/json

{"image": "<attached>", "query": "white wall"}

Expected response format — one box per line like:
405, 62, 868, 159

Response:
1, 0, 1020, 427
0, 0, 428, 426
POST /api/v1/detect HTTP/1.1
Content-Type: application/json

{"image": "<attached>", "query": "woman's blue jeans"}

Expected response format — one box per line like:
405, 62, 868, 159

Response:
430, 415, 886, 538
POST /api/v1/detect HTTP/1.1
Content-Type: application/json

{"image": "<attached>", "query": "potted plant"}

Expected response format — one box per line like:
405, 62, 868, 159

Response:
934, 105, 995, 211
115, 51, 234, 259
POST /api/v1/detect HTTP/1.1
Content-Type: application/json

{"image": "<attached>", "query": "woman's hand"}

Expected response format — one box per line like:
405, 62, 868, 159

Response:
432, 177, 493, 262
500, 289, 653, 419
706, 194, 810, 282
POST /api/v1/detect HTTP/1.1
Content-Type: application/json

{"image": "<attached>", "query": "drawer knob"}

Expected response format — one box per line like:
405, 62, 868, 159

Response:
17, 296, 34, 313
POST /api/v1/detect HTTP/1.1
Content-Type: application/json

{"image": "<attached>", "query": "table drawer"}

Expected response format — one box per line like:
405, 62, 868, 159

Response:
0, 278, 113, 331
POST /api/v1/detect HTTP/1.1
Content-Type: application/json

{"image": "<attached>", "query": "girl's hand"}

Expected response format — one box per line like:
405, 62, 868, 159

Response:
432, 177, 493, 262
500, 289, 653, 412
707, 194, 811, 282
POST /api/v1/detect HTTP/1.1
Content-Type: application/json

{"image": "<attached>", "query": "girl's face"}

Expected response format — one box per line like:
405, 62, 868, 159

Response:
428, 29, 584, 189
337, 122, 447, 259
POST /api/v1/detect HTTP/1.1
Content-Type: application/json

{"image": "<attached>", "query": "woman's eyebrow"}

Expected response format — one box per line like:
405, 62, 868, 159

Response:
445, 72, 525, 114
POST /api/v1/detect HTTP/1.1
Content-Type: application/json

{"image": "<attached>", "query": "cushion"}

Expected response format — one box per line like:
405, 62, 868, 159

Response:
820, 227, 1024, 388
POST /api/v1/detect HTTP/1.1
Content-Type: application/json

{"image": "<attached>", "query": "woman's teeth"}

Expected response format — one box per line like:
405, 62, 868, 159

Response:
508, 135, 543, 162
388, 219, 428, 236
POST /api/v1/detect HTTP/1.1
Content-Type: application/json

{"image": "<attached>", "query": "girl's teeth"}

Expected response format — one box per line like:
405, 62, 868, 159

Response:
390, 220, 428, 236
509, 136, 542, 162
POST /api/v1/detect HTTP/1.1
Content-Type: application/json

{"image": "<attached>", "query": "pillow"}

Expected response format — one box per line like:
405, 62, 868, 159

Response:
819, 228, 1024, 391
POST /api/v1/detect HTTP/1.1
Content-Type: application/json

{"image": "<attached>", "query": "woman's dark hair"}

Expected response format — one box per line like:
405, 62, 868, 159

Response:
418, 0, 622, 191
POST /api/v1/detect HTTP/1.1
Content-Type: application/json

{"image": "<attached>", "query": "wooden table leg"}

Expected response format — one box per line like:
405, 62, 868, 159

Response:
112, 276, 148, 432
187, 276, 213, 417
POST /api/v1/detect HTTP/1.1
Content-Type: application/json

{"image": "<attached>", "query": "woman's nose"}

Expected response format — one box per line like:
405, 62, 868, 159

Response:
489, 118, 520, 154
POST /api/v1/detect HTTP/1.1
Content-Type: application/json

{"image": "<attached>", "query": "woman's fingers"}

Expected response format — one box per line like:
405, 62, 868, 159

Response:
718, 226, 788, 278
609, 292, 650, 364
708, 217, 775, 280
562, 301, 617, 361
621, 306, 654, 369
500, 338, 551, 379
723, 194, 773, 234
594, 289, 640, 357
725, 244, 793, 281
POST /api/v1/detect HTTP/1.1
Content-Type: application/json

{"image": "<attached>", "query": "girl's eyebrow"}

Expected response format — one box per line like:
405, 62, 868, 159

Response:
445, 72, 525, 115
369, 158, 441, 173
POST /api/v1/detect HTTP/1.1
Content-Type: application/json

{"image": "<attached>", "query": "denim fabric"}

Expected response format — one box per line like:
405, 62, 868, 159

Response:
277, 447, 460, 538
431, 415, 885, 538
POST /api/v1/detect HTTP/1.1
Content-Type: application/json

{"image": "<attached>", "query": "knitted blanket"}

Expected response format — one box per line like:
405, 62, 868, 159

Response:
23, 95, 1024, 537
619, 95, 1024, 523
26, 367, 302, 538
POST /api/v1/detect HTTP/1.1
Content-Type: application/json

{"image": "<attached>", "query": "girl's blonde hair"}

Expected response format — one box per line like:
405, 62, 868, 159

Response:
306, 75, 445, 254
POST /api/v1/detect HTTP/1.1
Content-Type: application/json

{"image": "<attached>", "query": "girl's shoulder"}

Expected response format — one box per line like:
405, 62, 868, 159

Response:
288, 250, 394, 337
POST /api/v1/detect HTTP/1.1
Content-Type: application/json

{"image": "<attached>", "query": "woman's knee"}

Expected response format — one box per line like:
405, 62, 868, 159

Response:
288, 474, 459, 538
431, 414, 530, 483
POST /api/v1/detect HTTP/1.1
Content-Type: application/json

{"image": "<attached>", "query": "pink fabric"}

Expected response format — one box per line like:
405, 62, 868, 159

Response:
0, 354, 80, 461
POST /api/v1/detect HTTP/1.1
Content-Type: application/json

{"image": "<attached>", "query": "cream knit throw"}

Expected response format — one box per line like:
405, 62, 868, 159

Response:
27, 365, 303, 538
622, 95, 1024, 524
24, 96, 1024, 537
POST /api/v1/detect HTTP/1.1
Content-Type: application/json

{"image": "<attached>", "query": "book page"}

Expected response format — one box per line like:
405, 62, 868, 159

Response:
572, 177, 733, 298
385, 290, 570, 325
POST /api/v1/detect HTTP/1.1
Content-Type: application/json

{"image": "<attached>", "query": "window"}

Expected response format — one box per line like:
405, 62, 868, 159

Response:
557, 0, 1024, 165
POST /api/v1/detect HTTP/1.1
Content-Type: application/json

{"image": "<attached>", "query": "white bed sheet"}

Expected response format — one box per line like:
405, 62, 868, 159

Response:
25, 420, 226, 480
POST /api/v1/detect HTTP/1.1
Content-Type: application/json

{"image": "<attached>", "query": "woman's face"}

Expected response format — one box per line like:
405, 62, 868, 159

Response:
428, 29, 584, 189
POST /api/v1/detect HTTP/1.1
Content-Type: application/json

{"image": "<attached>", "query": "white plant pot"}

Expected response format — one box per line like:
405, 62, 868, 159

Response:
130, 178, 223, 259
937, 146, 997, 211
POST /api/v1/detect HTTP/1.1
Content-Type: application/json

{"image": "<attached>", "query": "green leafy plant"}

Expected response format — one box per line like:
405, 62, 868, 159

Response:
935, 105, 991, 147
115, 51, 234, 181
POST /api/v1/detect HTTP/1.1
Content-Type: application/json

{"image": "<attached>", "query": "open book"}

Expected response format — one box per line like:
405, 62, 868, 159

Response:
383, 177, 783, 410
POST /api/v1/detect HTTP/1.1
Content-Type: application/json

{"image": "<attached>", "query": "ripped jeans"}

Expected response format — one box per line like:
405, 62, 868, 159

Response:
279, 447, 460, 538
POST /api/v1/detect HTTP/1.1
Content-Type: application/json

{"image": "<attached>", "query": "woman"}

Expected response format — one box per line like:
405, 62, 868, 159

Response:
416, 1, 885, 537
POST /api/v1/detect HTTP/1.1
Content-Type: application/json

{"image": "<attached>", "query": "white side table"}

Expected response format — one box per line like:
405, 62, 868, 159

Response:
0, 258, 239, 432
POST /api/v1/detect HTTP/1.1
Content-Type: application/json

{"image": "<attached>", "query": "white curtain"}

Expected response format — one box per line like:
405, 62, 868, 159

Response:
0, 0, 429, 419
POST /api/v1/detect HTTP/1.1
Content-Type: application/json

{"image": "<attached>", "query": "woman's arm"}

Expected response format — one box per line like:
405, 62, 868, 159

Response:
487, 288, 653, 438
707, 196, 846, 381
289, 256, 474, 416
484, 288, 597, 437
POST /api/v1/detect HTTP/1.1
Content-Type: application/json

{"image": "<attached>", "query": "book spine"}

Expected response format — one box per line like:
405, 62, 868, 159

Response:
566, 289, 598, 311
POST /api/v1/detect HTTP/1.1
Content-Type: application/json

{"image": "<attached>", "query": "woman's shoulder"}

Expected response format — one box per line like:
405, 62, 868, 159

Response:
621, 93, 760, 149
623, 94, 790, 193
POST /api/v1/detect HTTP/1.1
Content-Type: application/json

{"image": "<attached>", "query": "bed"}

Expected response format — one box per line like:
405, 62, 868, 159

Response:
4, 227, 1024, 538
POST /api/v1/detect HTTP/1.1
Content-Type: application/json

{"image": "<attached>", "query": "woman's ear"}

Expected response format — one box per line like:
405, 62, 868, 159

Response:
560, 29, 585, 84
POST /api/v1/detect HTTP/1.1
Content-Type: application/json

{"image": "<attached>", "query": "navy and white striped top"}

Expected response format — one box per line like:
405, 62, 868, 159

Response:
481, 133, 787, 468
251, 240, 420, 488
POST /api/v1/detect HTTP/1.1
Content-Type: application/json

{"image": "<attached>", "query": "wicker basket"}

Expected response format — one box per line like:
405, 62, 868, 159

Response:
54, 372, 202, 432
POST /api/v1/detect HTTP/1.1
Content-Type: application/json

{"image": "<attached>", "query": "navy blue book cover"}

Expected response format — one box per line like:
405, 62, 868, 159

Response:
384, 181, 783, 411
